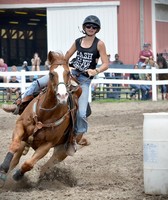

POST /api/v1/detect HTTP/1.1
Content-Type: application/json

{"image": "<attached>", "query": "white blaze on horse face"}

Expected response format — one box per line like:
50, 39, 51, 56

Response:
54, 65, 68, 104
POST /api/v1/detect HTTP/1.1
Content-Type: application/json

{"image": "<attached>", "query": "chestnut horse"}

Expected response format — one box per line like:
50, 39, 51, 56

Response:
0, 51, 81, 187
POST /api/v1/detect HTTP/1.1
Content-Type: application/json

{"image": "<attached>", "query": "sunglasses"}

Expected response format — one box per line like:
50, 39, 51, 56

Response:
85, 24, 98, 30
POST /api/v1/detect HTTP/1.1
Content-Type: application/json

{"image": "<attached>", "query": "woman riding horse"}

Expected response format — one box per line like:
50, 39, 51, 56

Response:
2, 15, 109, 155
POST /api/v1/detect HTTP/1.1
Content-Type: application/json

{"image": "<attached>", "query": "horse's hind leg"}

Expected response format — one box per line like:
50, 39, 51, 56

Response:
13, 142, 52, 181
40, 144, 67, 177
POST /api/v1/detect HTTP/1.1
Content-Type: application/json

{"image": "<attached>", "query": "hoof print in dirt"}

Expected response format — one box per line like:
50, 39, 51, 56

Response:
39, 167, 77, 187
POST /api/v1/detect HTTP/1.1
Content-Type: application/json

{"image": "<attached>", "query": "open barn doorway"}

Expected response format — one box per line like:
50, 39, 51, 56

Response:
0, 8, 47, 66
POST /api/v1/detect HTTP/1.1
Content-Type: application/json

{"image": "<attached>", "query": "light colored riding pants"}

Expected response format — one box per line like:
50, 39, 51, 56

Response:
23, 75, 49, 98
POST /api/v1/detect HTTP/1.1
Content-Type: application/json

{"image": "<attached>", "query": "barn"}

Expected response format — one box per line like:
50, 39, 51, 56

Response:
0, 0, 168, 65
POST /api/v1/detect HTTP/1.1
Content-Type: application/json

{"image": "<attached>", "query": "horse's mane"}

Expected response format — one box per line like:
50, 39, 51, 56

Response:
157, 53, 168, 69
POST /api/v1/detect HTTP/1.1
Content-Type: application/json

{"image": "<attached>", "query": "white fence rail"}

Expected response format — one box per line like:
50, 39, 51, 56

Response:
0, 70, 48, 97
89, 68, 168, 102
0, 68, 168, 102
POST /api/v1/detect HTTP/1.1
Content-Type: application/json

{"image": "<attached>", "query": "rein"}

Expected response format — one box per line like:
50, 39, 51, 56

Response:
69, 72, 91, 93
32, 89, 60, 112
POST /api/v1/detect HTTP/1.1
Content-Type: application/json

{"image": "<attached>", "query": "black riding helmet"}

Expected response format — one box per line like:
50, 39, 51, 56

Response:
82, 15, 101, 33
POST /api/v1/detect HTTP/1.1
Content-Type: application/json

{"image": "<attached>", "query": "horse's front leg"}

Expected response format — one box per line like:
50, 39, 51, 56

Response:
9, 141, 26, 171
13, 142, 52, 181
0, 123, 24, 187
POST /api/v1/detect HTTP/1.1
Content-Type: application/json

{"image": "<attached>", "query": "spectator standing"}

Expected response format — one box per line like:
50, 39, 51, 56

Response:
129, 64, 141, 99
0, 58, 8, 83
31, 52, 41, 71
31, 53, 41, 81
138, 43, 154, 69
112, 53, 124, 99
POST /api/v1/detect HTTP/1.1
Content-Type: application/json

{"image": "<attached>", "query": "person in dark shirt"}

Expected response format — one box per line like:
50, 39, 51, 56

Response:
112, 53, 123, 65
129, 64, 141, 99
6, 76, 20, 102
112, 54, 124, 98
22, 61, 31, 82
139, 63, 151, 100
112, 53, 123, 77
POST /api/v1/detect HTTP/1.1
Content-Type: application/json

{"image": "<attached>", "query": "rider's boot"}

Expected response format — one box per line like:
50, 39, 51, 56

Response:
2, 96, 34, 115
76, 134, 91, 146
2, 100, 20, 114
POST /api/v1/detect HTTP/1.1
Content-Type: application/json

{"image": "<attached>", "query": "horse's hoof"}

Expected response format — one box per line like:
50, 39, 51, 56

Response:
0, 171, 7, 188
13, 169, 24, 181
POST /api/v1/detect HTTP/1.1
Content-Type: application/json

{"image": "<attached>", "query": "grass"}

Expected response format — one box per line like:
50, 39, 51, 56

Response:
92, 98, 142, 103
0, 93, 17, 106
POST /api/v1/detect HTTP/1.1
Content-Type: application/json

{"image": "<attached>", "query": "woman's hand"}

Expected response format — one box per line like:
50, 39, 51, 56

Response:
86, 69, 99, 77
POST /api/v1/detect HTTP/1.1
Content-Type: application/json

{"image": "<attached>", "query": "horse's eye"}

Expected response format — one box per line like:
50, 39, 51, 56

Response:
49, 72, 54, 80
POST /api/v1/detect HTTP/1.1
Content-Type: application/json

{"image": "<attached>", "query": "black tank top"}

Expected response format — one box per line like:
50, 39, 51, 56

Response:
73, 36, 100, 71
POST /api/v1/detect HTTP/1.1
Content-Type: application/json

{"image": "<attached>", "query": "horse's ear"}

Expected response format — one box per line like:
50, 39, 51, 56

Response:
48, 51, 54, 63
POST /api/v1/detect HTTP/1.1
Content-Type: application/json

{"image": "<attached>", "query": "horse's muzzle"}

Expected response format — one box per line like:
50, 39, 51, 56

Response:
57, 93, 69, 104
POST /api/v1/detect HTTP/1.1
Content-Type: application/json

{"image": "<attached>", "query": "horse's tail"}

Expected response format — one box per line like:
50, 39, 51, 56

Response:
22, 136, 34, 155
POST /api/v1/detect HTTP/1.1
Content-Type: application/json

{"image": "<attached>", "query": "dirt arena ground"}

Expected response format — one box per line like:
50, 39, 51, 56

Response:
0, 101, 168, 200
